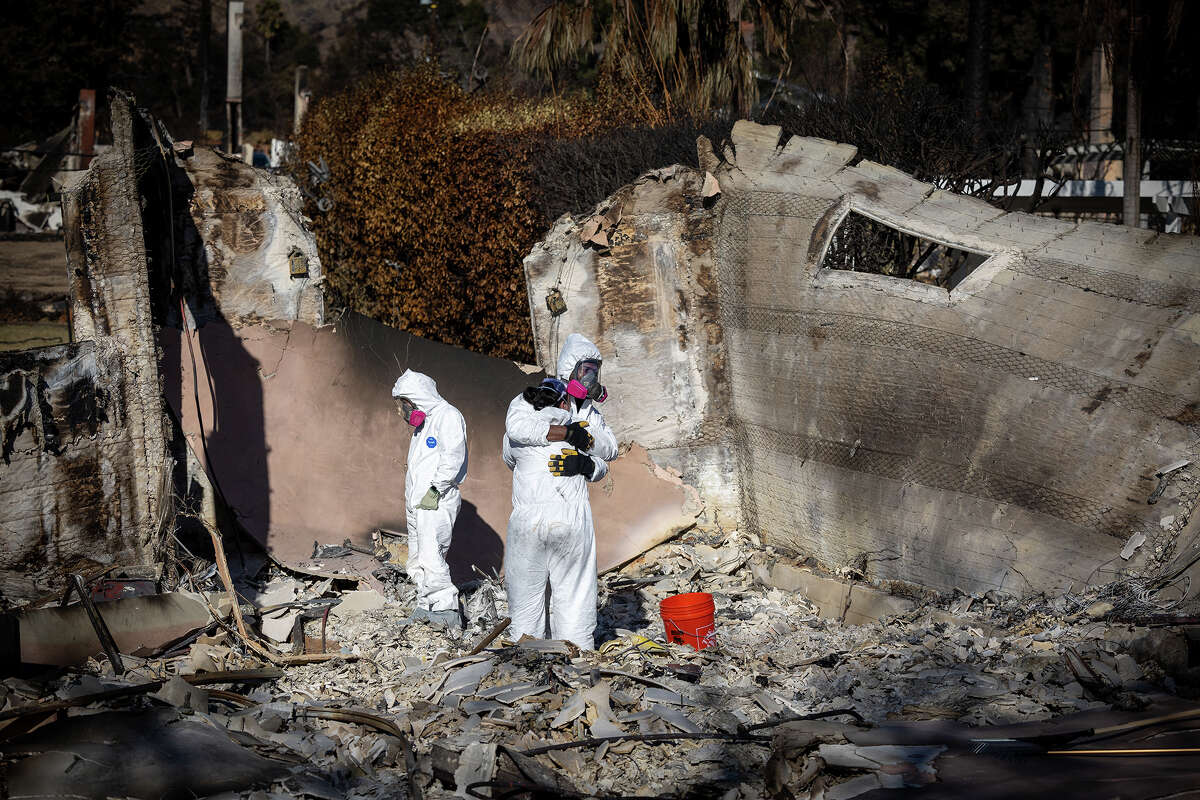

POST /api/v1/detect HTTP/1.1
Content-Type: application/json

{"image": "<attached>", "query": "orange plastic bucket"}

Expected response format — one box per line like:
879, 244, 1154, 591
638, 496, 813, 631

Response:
660, 592, 717, 650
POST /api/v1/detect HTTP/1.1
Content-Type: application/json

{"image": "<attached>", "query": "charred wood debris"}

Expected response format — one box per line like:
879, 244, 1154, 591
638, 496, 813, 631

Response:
4, 521, 1200, 800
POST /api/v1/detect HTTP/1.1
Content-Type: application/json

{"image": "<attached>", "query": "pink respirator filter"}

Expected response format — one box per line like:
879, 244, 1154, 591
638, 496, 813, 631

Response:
566, 379, 588, 399
407, 409, 426, 427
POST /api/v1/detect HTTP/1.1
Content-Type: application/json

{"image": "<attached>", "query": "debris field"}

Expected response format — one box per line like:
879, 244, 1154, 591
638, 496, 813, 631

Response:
4, 527, 1199, 799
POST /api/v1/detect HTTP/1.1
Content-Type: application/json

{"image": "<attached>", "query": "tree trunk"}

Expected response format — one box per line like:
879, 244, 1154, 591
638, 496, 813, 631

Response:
1123, 0, 1142, 227
199, 0, 210, 136
843, 22, 859, 97
1021, 18, 1054, 178
966, 0, 990, 144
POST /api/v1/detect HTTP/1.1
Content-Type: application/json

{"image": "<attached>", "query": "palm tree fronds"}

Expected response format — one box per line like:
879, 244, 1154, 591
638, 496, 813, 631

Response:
512, 2, 595, 77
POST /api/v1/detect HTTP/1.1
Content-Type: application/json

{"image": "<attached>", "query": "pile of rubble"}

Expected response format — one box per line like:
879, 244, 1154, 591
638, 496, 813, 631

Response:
3, 527, 1199, 799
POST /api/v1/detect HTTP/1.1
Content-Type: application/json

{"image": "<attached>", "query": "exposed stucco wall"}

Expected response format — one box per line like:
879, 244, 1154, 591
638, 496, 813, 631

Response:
524, 166, 740, 527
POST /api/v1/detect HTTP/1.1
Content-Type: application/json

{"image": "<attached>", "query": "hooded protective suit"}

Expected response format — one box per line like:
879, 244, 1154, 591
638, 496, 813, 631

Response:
502, 334, 618, 649
391, 370, 468, 612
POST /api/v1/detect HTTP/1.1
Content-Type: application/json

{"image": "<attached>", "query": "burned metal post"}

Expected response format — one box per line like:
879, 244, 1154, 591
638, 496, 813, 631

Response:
225, 1, 244, 155
62, 574, 126, 675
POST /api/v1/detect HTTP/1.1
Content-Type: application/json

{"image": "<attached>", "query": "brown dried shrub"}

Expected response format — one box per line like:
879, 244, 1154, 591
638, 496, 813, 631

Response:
295, 67, 727, 361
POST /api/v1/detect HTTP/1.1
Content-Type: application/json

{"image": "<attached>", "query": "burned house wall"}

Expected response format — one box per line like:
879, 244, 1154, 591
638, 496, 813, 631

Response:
524, 167, 740, 526
159, 313, 700, 575
153, 111, 696, 574
525, 121, 1200, 596
0, 95, 173, 606
0, 343, 153, 606
179, 148, 324, 327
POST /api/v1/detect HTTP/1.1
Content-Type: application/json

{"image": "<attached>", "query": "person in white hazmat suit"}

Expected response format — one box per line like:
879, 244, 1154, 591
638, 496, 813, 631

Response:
501, 334, 618, 650
391, 369, 468, 629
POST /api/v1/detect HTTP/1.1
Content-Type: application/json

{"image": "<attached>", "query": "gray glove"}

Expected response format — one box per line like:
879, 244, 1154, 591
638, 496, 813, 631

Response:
417, 486, 440, 510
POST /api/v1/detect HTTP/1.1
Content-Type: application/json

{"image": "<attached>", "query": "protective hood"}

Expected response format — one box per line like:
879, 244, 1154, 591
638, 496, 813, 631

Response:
390, 369, 444, 412
555, 333, 603, 381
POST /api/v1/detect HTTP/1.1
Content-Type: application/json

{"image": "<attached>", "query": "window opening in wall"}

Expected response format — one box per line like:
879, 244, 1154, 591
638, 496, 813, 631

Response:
821, 211, 988, 290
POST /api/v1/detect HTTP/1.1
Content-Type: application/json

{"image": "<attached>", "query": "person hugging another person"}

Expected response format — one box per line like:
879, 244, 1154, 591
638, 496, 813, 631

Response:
501, 334, 618, 650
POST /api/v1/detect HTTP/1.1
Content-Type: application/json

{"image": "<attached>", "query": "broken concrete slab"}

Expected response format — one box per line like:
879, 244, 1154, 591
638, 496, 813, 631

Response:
330, 589, 386, 619
18, 591, 229, 667
752, 561, 915, 625
260, 609, 299, 643
180, 148, 324, 327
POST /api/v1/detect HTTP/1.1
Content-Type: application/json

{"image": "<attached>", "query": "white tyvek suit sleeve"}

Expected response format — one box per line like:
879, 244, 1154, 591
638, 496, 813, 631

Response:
505, 397, 551, 446
582, 409, 613, 482
586, 454, 608, 482
502, 433, 516, 470
429, 408, 467, 496
585, 407, 618, 463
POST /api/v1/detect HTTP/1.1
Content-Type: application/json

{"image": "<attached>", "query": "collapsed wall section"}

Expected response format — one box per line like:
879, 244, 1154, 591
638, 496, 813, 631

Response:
525, 121, 1200, 596
715, 122, 1198, 594
176, 147, 324, 327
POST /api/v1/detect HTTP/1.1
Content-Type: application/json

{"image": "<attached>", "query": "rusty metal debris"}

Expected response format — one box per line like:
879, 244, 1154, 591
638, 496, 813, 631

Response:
63, 574, 126, 675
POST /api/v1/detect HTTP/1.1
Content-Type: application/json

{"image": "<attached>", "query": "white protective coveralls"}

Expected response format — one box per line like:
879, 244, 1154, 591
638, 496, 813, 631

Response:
501, 334, 618, 650
391, 370, 468, 612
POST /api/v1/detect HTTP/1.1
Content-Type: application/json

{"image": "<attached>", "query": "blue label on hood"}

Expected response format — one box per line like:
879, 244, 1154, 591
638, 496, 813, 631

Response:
426, 436, 437, 448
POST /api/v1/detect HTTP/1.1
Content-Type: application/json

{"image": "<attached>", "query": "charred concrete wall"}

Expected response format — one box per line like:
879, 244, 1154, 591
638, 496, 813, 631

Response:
0, 95, 172, 607
525, 121, 1200, 596
178, 148, 324, 327
525, 166, 740, 526
0, 343, 155, 607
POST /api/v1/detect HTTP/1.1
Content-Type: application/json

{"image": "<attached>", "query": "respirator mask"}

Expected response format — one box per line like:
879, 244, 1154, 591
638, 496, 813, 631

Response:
397, 396, 426, 428
566, 359, 607, 403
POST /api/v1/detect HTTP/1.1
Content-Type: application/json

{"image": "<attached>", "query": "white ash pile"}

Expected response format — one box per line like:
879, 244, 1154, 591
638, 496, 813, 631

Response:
3, 527, 1197, 800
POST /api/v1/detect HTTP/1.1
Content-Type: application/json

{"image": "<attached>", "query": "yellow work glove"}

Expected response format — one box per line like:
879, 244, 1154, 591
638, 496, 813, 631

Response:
548, 449, 595, 478
563, 420, 594, 451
